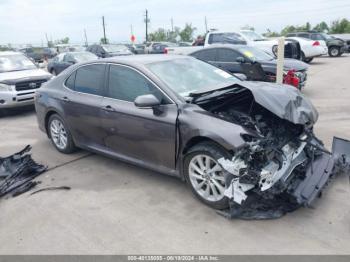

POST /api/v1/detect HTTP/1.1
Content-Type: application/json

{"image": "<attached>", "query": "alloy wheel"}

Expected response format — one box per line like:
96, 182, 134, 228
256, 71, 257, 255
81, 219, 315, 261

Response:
50, 119, 68, 150
188, 154, 226, 202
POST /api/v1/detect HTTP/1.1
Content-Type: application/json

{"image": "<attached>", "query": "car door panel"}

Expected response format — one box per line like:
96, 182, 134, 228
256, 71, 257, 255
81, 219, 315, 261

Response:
216, 49, 243, 74
61, 64, 107, 148
101, 99, 178, 170
100, 64, 178, 171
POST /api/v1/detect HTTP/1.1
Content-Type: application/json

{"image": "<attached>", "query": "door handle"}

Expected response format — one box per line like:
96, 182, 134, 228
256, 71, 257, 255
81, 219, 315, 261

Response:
62, 96, 70, 102
102, 105, 116, 112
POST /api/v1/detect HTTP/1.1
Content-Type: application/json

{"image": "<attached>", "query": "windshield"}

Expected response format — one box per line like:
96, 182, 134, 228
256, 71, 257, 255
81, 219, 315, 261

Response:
236, 46, 274, 61
240, 31, 265, 41
0, 54, 36, 73
73, 52, 98, 62
102, 45, 130, 53
146, 58, 238, 97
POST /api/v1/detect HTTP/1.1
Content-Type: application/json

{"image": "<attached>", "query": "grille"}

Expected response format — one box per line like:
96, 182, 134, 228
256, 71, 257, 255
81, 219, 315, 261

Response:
15, 79, 47, 91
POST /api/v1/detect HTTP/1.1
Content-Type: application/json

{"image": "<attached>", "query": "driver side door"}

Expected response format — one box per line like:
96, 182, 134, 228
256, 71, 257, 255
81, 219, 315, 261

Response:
100, 64, 178, 173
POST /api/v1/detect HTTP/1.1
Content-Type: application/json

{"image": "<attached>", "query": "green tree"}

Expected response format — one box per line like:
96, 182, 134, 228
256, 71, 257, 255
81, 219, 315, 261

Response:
329, 18, 350, 33
313, 21, 329, 32
100, 37, 109, 44
263, 29, 280, 37
54, 37, 70, 45
179, 23, 197, 42
280, 25, 296, 36
149, 28, 167, 41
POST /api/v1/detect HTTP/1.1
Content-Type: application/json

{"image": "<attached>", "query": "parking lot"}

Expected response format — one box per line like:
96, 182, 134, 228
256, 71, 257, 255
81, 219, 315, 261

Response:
0, 55, 349, 255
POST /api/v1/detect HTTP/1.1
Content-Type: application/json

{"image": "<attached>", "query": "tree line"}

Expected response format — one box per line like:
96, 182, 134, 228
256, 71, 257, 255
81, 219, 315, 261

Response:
263, 18, 350, 37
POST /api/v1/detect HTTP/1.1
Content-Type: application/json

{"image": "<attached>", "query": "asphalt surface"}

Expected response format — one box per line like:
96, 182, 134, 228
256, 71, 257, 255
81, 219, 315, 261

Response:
0, 55, 349, 255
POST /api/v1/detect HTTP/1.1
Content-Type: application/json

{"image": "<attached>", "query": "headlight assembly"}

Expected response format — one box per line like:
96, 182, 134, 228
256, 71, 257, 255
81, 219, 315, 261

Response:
0, 83, 13, 92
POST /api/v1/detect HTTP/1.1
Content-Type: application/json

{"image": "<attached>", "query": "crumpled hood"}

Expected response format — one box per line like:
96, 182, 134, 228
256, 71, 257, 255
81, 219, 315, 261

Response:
237, 81, 318, 125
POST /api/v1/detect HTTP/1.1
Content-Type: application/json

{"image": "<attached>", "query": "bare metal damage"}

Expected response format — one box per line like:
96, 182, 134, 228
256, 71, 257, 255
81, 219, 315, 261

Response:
192, 82, 350, 219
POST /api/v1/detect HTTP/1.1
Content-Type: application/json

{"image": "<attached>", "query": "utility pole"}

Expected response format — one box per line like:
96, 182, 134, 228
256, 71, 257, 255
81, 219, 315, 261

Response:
171, 17, 174, 32
102, 16, 107, 44
45, 33, 49, 47
84, 29, 88, 47
204, 16, 208, 33
144, 9, 150, 42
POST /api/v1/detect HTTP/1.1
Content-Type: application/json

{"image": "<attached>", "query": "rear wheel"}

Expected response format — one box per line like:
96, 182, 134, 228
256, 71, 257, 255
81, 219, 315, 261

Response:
184, 142, 230, 210
48, 114, 76, 154
300, 52, 313, 63
329, 46, 340, 57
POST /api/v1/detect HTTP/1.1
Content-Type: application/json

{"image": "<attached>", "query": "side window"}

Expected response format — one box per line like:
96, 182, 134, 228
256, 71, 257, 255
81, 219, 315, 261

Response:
287, 33, 296, 37
74, 64, 105, 95
108, 65, 168, 104
63, 54, 73, 62
57, 54, 65, 62
298, 33, 309, 38
192, 49, 216, 62
311, 34, 323, 40
217, 49, 240, 62
65, 72, 76, 90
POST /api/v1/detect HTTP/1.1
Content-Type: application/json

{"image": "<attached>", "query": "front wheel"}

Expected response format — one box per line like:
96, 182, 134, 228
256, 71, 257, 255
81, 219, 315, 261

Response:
184, 142, 230, 210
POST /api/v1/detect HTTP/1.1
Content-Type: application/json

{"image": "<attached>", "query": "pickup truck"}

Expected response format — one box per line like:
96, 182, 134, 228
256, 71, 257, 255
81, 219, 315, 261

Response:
165, 30, 301, 59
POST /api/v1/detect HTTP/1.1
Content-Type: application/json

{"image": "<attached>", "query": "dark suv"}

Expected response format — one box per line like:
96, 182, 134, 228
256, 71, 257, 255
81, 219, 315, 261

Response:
286, 31, 348, 57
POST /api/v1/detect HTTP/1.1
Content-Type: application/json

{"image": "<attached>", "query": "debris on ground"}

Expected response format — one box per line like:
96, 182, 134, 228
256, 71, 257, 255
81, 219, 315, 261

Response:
0, 146, 47, 198
30, 186, 71, 195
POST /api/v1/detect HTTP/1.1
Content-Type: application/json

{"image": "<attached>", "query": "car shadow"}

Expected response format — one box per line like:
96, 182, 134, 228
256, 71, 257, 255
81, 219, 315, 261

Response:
0, 105, 35, 118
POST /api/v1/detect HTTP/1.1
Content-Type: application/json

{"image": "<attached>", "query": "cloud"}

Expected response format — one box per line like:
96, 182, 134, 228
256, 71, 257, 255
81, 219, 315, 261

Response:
0, 0, 349, 45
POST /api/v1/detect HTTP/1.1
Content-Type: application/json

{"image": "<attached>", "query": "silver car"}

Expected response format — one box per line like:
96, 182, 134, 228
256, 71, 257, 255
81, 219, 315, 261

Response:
0, 51, 52, 109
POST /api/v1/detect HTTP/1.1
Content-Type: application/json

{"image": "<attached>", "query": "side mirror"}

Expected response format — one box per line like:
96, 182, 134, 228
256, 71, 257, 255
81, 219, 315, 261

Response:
236, 57, 245, 63
134, 94, 161, 108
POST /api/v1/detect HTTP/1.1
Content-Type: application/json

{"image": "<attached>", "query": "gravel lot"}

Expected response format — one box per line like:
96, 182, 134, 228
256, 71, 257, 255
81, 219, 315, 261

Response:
0, 55, 349, 255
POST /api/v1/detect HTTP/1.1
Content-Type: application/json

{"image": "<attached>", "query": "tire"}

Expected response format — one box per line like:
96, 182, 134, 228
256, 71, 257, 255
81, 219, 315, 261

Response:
184, 142, 231, 210
48, 114, 76, 154
304, 57, 313, 63
329, 46, 340, 57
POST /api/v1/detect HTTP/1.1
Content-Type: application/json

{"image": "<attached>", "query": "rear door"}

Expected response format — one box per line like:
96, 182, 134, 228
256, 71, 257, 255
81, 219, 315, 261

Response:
61, 63, 107, 148
191, 49, 217, 65
216, 48, 243, 73
100, 64, 178, 171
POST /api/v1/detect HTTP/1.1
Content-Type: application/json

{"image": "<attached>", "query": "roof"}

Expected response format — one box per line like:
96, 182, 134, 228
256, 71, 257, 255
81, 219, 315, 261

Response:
101, 54, 191, 65
0, 51, 22, 56
188, 44, 247, 54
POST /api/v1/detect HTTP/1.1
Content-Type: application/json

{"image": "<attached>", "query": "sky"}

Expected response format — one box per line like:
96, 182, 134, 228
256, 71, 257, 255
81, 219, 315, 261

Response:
0, 0, 349, 45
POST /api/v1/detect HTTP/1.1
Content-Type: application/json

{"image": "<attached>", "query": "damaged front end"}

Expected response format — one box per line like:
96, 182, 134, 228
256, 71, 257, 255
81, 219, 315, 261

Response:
192, 82, 350, 219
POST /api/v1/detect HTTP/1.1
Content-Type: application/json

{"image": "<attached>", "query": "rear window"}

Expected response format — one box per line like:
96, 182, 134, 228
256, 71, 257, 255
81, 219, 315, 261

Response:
208, 33, 246, 45
65, 72, 76, 90
74, 64, 105, 95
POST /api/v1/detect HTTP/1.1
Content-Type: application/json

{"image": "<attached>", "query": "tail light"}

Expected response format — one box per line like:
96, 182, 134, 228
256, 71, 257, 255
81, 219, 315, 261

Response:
283, 70, 300, 88
164, 48, 168, 54
312, 41, 320, 46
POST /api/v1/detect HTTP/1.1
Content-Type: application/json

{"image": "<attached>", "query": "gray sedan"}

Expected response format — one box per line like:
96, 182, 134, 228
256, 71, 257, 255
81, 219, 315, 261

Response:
35, 55, 349, 218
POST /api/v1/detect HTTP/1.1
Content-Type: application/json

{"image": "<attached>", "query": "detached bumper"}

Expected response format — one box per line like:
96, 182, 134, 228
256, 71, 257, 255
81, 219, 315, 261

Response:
293, 137, 350, 206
